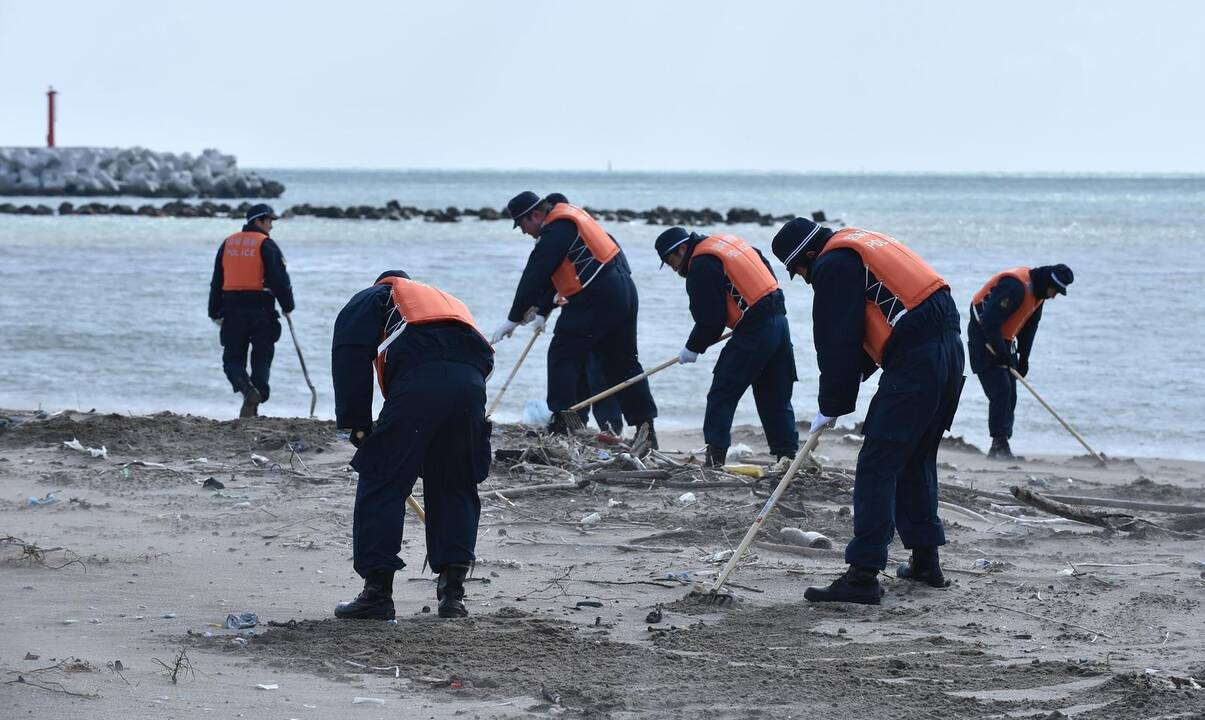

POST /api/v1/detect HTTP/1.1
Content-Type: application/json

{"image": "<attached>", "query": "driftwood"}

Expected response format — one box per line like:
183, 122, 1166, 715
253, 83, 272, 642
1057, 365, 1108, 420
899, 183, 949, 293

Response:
486, 479, 589, 499
1165, 512, 1205, 532
941, 482, 1205, 515
1009, 486, 1201, 538
753, 540, 844, 559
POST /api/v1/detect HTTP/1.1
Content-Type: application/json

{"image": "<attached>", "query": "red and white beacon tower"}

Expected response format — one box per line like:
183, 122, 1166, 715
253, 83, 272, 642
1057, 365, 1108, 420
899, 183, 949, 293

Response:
47, 86, 57, 147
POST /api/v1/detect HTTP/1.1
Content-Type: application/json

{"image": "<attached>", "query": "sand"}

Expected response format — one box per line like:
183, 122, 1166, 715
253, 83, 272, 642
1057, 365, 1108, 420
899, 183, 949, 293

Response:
1, 409, 1202, 719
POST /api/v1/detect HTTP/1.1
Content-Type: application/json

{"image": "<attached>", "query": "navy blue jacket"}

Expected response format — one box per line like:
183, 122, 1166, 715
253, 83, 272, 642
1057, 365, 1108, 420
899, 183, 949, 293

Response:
331, 284, 494, 430
506, 212, 624, 323
967, 276, 1043, 374
208, 223, 295, 317
810, 247, 960, 417
681, 237, 786, 353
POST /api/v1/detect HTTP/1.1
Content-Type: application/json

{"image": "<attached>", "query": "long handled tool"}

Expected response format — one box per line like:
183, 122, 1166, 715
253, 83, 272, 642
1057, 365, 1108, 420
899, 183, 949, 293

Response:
690, 426, 827, 605
561, 331, 733, 431
985, 344, 1104, 465
406, 495, 426, 523
285, 313, 318, 418
486, 325, 544, 418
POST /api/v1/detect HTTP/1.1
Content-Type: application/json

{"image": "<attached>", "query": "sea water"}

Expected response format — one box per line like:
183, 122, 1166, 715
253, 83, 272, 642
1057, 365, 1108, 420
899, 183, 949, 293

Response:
1, 170, 1201, 459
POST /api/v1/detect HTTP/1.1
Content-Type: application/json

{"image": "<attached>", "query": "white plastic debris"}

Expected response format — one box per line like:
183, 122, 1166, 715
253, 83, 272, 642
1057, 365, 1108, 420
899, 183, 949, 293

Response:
607, 498, 624, 508
580, 512, 602, 526
727, 443, 754, 460
250, 453, 271, 466
63, 438, 107, 459
256, 683, 279, 690
1057, 568, 1075, 576
780, 528, 833, 549
521, 400, 552, 426
677, 492, 697, 506
352, 697, 386, 705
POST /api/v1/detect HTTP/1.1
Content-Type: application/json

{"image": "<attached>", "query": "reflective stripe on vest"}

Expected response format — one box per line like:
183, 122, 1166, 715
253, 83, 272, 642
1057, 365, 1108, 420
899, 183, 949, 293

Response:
819, 228, 948, 365
970, 267, 1042, 341
690, 235, 779, 328
543, 204, 620, 301
372, 277, 491, 395
221, 231, 267, 291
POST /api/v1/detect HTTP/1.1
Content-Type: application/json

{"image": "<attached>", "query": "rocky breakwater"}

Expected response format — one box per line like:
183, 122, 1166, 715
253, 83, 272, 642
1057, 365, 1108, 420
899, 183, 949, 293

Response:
0, 147, 284, 198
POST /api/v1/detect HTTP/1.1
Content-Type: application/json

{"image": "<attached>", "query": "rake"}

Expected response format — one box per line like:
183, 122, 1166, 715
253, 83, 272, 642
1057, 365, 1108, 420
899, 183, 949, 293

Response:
559, 331, 733, 432
688, 425, 827, 606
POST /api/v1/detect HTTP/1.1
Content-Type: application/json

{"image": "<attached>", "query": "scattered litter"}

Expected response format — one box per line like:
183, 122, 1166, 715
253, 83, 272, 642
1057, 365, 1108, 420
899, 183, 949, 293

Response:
233, 501, 252, 508
780, 528, 833, 549
63, 438, 107, 459
352, 696, 386, 705
521, 400, 552, 426
973, 558, 1006, 572
1056, 568, 1075, 576
231, 637, 248, 647
62, 618, 79, 625
727, 443, 753, 460
23, 652, 39, 660
541, 685, 562, 706
723, 464, 764, 478
645, 605, 663, 624
250, 453, 271, 466
677, 492, 697, 506
705, 549, 734, 563
575, 600, 603, 608
202, 478, 225, 490
665, 571, 693, 583
162, 613, 178, 618
26, 492, 58, 507
256, 683, 279, 690
225, 611, 258, 629
607, 498, 624, 508
580, 512, 602, 526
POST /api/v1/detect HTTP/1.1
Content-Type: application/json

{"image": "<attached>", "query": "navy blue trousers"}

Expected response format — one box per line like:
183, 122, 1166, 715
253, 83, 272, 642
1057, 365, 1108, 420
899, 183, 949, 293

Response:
349, 362, 491, 576
219, 307, 281, 401
845, 329, 965, 570
547, 276, 657, 426
976, 365, 1017, 438
704, 314, 799, 457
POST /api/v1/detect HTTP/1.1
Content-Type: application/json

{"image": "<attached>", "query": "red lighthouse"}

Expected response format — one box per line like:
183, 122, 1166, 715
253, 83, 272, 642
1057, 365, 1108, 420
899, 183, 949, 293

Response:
47, 86, 57, 147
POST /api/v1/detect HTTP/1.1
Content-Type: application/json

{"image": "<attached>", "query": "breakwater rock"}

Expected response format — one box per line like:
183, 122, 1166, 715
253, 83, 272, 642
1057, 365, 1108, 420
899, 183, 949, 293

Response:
0, 200, 840, 228
0, 147, 284, 198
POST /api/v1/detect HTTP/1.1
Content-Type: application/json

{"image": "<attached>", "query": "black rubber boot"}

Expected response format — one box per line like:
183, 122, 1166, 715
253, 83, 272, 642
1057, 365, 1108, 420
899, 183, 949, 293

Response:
239, 383, 262, 419
988, 436, 1014, 459
437, 564, 470, 619
335, 573, 395, 620
638, 420, 658, 450
896, 546, 951, 588
804, 565, 884, 605
705, 445, 728, 468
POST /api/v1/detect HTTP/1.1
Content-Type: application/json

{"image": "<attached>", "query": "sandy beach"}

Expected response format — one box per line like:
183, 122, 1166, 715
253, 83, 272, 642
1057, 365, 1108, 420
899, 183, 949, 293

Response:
0, 409, 1202, 719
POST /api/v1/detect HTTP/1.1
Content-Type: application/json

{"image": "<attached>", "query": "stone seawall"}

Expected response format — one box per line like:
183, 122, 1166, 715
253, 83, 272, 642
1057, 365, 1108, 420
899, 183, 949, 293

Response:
0, 147, 284, 198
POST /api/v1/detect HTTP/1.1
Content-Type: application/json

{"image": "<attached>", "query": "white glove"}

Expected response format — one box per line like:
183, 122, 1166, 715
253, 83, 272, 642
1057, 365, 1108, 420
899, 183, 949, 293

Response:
809, 411, 837, 434
212, 317, 223, 327
678, 347, 699, 364
521, 306, 540, 324
491, 319, 519, 345
531, 313, 547, 332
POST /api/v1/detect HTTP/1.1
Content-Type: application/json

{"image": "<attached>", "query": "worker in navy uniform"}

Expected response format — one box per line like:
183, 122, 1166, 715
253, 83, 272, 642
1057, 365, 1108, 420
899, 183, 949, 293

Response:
654, 227, 798, 466
331, 271, 494, 620
207, 203, 294, 417
967, 264, 1074, 459
772, 218, 965, 604
493, 191, 658, 442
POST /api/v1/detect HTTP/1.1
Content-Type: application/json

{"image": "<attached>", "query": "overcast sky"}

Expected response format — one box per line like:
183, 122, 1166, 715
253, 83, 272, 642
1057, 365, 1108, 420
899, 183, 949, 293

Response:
1, 1, 1202, 173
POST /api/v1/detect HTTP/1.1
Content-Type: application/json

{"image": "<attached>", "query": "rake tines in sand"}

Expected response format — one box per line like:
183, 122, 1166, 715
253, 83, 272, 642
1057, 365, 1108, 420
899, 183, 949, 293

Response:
687, 426, 827, 606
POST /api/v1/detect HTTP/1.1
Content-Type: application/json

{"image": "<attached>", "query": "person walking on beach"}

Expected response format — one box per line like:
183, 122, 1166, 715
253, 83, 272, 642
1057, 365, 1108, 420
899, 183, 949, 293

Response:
967, 264, 1074, 459
654, 227, 798, 467
492, 191, 658, 442
772, 218, 965, 604
331, 271, 494, 620
207, 203, 294, 418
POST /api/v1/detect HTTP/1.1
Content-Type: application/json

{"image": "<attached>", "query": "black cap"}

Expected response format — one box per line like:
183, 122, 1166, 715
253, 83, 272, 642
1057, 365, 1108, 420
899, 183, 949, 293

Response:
1032, 264, 1074, 296
771, 217, 829, 278
375, 270, 411, 283
507, 191, 541, 228
544, 192, 569, 206
654, 227, 691, 268
246, 203, 279, 222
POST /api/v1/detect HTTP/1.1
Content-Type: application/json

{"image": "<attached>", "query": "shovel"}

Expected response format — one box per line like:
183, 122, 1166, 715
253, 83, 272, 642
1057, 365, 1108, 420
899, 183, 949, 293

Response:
986, 344, 1104, 465
560, 331, 733, 431
285, 313, 318, 418
688, 425, 827, 606
486, 324, 544, 418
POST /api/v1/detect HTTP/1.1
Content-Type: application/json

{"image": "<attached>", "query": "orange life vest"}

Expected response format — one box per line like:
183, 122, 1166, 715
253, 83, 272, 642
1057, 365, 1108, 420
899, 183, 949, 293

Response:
543, 204, 621, 301
221, 231, 268, 291
971, 267, 1042, 341
372, 277, 491, 394
819, 228, 948, 365
690, 235, 780, 328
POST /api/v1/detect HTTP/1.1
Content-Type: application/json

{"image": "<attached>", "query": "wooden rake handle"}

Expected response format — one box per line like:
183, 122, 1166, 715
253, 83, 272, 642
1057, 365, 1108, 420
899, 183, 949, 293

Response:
406, 495, 426, 524
709, 426, 826, 595
486, 324, 544, 418
568, 331, 733, 412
